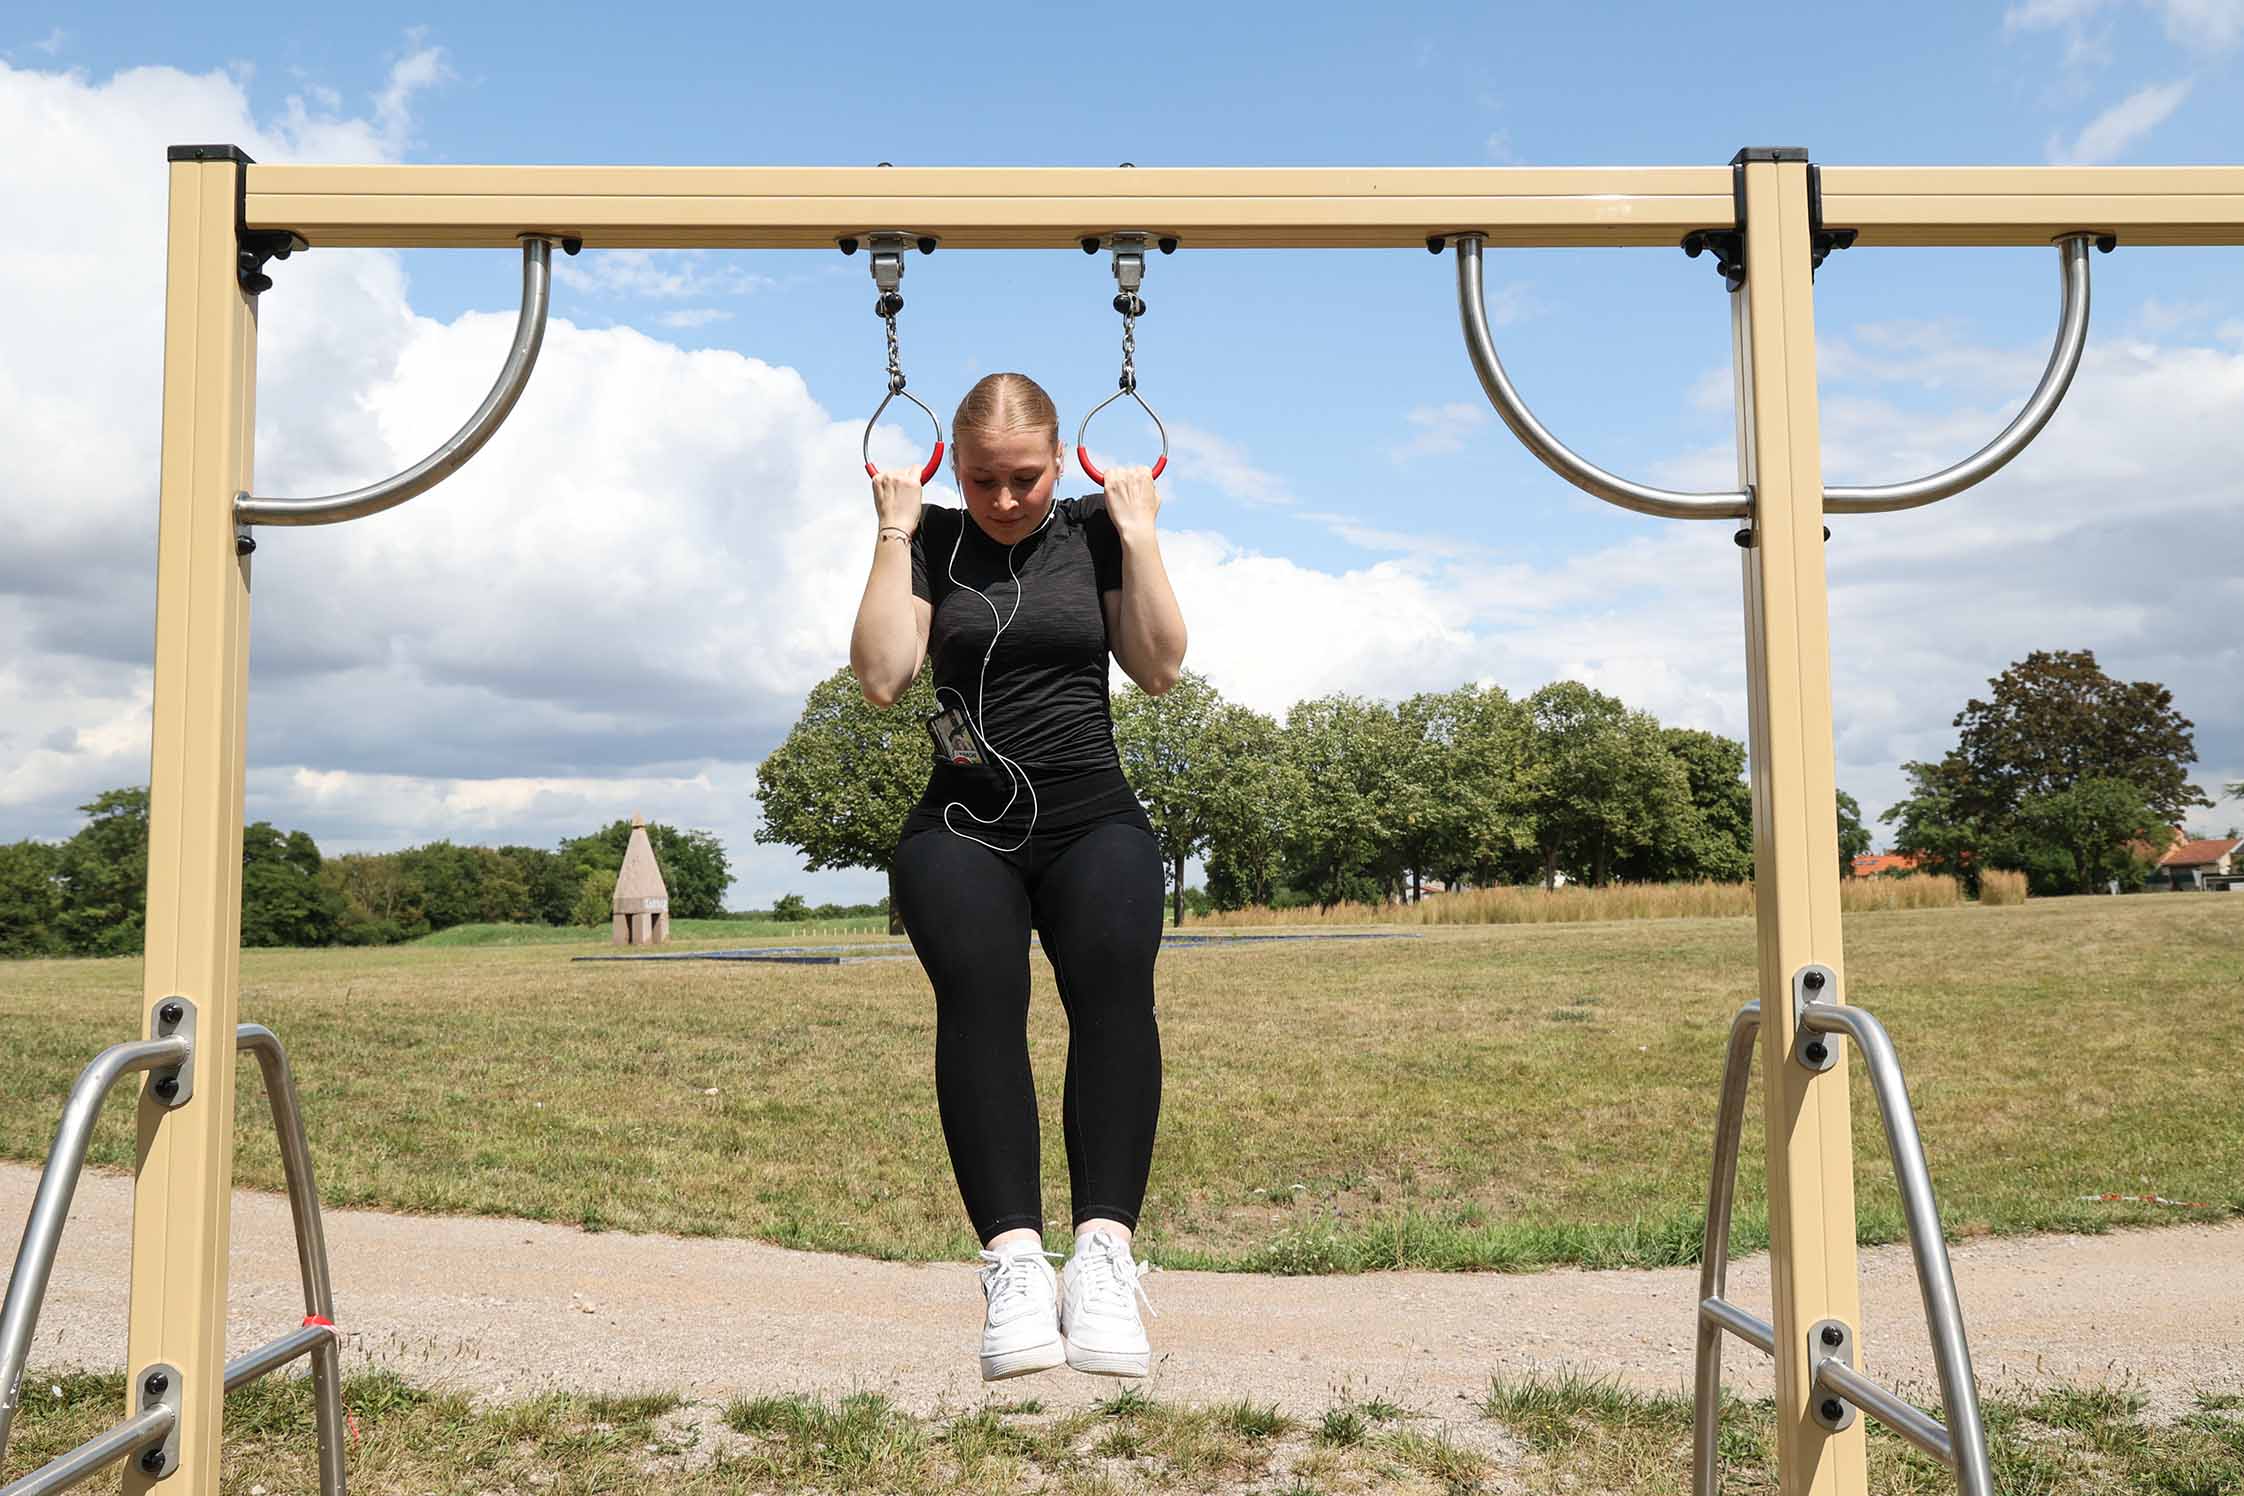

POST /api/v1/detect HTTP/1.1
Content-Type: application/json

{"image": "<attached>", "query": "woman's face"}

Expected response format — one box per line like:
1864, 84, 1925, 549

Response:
953, 427, 1062, 541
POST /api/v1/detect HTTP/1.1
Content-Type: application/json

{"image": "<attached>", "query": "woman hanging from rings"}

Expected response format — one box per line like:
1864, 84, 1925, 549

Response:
848, 232, 1187, 1381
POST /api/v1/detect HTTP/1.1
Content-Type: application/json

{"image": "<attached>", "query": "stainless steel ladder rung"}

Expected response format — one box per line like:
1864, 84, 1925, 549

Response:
1692, 983, 1993, 1496
0, 1023, 346, 1495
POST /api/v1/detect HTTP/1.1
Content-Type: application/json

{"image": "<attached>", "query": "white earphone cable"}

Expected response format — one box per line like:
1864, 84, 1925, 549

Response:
937, 501, 1060, 853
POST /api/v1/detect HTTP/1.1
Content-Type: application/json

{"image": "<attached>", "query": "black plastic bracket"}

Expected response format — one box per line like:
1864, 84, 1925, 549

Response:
167, 144, 311, 295
1807, 164, 1858, 276
1684, 148, 1842, 292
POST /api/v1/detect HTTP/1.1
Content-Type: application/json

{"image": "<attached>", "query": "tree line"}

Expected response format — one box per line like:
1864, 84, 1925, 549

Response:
0, 789, 731, 957
756, 667, 1876, 926
759, 648, 2222, 926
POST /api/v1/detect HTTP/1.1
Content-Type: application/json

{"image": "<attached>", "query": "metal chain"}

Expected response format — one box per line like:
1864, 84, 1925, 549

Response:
1119, 306, 1137, 392
883, 308, 906, 394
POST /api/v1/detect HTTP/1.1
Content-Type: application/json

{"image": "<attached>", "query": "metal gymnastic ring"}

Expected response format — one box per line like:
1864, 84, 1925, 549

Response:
1075, 386, 1169, 487
863, 386, 946, 485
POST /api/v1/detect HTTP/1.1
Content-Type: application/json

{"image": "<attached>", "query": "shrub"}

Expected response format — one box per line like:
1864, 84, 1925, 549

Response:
1978, 868, 2029, 906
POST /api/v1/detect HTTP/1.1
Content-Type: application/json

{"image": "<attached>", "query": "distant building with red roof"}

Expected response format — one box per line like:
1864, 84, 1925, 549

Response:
2154, 835, 2240, 889
1850, 852, 1919, 878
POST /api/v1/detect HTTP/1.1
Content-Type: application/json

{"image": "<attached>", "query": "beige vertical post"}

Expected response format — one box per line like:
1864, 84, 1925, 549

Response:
1731, 152, 1867, 1496
128, 146, 260, 1495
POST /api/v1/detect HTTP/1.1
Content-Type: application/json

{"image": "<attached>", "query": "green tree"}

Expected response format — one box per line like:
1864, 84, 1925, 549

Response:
239, 822, 345, 948
54, 787, 150, 956
1997, 777, 2165, 895
1613, 728, 1755, 884
1281, 695, 1409, 907
1390, 685, 1531, 895
755, 665, 939, 934
1517, 684, 1691, 888
497, 845, 578, 925
1113, 670, 1225, 926
1948, 649, 2210, 825
1200, 703, 1296, 911
1836, 790, 1873, 878
1886, 650, 2209, 890
319, 851, 426, 944
0, 840, 64, 957
1883, 756, 1985, 890
570, 867, 618, 927
772, 892, 810, 922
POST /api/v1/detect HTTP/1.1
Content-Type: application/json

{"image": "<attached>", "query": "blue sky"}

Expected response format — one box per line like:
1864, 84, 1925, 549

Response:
2, 2, 2239, 906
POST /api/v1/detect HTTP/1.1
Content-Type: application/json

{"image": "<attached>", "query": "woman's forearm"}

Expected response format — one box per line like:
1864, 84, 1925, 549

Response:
1114, 531, 1187, 694
850, 535, 921, 706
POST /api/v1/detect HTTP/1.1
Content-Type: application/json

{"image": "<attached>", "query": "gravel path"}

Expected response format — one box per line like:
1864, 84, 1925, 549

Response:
6, 1164, 2237, 1424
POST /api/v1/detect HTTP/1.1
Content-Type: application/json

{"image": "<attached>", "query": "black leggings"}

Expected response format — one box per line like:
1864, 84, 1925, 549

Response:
893, 771, 1165, 1246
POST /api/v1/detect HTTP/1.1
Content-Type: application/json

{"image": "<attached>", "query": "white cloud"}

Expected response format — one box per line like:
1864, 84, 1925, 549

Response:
2007, 0, 2244, 44
656, 307, 733, 330
2153, 0, 2244, 46
1, 49, 2237, 911
555, 250, 776, 302
2048, 78, 2192, 163
1484, 130, 1517, 164
30, 28, 66, 56
1390, 402, 1489, 462
2005, 0, 2112, 29
1159, 422, 1294, 507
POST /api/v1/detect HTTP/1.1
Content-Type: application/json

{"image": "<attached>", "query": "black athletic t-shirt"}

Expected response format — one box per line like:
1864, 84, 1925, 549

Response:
910, 495, 1124, 772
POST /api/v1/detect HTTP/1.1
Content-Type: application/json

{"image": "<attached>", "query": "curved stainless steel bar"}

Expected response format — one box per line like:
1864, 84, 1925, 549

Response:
0, 1037, 190, 1463
1691, 1001, 1763, 1496
236, 1024, 346, 1496
1452, 235, 1750, 521
1825, 235, 2095, 514
1802, 1003, 1994, 1496
0, 1404, 175, 1496
235, 236, 560, 527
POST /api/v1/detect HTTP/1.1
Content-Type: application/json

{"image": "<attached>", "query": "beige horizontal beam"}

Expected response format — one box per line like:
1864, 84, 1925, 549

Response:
241, 163, 2244, 252
243, 164, 1737, 249
1820, 165, 2244, 246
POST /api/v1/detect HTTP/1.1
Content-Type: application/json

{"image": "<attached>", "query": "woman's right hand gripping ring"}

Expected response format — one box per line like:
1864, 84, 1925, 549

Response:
864, 386, 946, 485
1076, 386, 1169, 487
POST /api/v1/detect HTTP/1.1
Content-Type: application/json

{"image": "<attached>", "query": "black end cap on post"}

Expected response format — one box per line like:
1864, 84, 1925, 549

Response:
169, 144, 311, 297
167, 144, 256, 164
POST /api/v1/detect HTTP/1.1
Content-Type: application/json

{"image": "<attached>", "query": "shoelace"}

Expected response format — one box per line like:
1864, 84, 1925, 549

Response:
977, 1248, 1063, 1316
1073, 1234, 1160, 1320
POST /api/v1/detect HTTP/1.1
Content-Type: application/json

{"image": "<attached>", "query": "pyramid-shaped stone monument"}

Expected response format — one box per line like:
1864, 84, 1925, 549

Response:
611, 814, 672, 946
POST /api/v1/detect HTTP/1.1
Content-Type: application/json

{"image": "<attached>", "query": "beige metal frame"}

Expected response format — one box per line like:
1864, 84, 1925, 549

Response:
121, 152, 2244, 1496
1732, 157, 1865, 1493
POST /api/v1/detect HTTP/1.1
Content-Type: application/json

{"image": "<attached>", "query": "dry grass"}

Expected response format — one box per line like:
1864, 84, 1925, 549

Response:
1979, 869, 2031, 907
1185, 875, 1962, 927
0, 897, 2233, 1274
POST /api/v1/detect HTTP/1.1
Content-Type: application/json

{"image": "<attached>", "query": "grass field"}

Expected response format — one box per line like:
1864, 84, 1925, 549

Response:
5, 1368, 2236, 1494
1, 896, 2236, 1272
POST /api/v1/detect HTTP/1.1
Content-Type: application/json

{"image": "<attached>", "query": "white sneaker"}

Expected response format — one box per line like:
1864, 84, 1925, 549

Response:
1060, 1230, 1159, 1377
976, 1243, 1066, 1381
